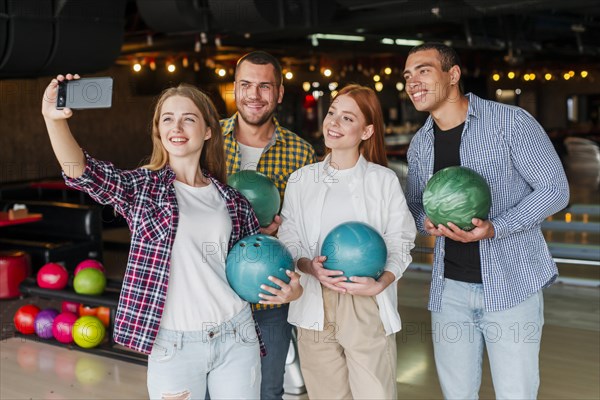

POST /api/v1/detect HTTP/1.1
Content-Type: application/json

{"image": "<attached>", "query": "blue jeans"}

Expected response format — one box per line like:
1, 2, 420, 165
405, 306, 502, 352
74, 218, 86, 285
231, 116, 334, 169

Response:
147, 306, 261, 400
432, 278, 544, 400
253, 304, 294, 400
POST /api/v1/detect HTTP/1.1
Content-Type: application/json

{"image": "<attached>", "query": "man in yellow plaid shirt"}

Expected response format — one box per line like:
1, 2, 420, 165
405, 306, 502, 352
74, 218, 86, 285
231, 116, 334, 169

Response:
221, 51, 316, 400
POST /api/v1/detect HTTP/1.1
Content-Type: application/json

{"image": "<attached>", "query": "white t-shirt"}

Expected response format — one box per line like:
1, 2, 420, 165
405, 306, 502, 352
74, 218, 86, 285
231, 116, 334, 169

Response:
160, 181, 246, 331
238, 142, 264, 171
319, 164, 359, 250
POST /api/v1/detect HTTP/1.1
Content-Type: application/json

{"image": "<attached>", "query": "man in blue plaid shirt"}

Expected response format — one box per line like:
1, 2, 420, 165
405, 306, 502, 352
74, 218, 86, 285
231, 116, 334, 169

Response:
404, 43, 569, 399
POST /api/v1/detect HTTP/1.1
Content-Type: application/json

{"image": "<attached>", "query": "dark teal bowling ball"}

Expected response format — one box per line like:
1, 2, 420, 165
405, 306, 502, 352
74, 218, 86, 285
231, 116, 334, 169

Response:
228, 170, 280, 227
321, 222, 387, 280
423, 166, 492, 231
226, 234, 294, 303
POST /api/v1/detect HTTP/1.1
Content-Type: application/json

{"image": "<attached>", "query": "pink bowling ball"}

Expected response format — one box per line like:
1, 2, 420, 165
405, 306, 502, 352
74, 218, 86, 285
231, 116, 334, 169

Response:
61, 301, 80, 315
52, 312, 79, 344
74, 259, 105, 276
37, 263, 69, 290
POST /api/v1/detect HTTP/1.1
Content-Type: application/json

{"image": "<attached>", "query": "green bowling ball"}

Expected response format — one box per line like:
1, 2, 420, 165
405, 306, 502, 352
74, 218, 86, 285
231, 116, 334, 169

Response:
228, 170, 281, 227
423, 166, 492, 231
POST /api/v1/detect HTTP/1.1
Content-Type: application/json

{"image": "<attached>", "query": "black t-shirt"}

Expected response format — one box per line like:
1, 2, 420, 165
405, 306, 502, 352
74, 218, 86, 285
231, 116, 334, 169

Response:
433, 121, 483, 283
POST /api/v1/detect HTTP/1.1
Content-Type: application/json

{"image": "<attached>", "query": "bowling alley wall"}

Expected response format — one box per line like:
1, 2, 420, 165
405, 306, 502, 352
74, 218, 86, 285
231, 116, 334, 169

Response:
1, 64, 599, 184
0, 66, 154, 184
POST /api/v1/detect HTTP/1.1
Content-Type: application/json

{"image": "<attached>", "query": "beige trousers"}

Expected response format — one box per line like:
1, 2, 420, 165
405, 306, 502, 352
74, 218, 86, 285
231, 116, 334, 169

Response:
297, 287, 397, 400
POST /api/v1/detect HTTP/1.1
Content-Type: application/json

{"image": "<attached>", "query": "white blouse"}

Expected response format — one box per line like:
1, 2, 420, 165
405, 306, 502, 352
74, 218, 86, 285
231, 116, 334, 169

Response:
278, 155, 417, 335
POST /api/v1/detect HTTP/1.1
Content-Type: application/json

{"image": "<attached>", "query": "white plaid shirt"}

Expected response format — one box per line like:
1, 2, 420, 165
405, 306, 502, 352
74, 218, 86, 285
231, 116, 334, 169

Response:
406, 93, 570, 312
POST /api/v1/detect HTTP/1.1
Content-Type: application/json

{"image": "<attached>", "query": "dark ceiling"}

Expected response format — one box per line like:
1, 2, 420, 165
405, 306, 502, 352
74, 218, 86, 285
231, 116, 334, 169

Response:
1, 0, 600, 78
122, 0, 600, 72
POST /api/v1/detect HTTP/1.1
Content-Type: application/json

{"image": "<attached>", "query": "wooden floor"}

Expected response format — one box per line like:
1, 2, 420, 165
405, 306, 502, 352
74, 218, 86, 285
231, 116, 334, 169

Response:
1, 269, 598, 400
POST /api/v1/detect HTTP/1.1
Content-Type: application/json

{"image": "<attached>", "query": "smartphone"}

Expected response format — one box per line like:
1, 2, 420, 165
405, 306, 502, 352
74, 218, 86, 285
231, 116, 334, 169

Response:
56, 77, 113, 109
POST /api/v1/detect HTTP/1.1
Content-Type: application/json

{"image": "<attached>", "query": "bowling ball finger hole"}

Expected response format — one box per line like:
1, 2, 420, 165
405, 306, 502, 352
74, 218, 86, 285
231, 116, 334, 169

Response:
256, 237, 263, 241
253, 243, 261, 247
240, 243, 246, 247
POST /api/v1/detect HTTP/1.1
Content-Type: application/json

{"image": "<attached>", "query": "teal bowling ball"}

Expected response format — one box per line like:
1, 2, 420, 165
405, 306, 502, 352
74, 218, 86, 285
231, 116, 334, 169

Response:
321, 222, 387, 280
423, 166, 492, 231
228, 170, 280, 227
226, 234, 294, 303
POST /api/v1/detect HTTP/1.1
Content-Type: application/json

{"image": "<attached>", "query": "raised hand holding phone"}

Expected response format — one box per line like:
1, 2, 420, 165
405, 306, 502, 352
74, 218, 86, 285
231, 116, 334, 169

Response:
42, 74, 87, 178
56, 76, 113, 110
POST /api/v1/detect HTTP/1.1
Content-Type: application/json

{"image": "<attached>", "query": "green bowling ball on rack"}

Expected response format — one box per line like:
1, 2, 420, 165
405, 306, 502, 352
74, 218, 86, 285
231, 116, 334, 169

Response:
423, 166, 492, 231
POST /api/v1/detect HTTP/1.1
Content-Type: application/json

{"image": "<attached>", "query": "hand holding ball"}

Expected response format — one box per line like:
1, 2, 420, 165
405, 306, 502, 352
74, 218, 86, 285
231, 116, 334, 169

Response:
423, 166, 492, 231
321, 221, 387, 280
226, 234, 294, 303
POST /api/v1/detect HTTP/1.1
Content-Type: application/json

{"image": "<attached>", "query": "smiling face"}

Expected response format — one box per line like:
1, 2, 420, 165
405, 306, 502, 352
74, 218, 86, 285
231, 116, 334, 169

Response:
234, 61, 284, 127
403, 49, 459, 113
323, 94, 374, 153
158, 95, 211, 161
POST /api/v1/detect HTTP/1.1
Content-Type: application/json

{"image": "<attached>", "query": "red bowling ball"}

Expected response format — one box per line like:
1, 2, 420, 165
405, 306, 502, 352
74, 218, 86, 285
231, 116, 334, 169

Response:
52, 312, 79, 344
74, 259, 105, 276
37, 263, 69, 290
13, 304, 41, 334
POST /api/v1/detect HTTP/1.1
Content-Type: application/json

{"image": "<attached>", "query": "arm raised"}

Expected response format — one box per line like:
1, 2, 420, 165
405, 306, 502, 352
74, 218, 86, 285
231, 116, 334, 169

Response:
41, 74, 85, 178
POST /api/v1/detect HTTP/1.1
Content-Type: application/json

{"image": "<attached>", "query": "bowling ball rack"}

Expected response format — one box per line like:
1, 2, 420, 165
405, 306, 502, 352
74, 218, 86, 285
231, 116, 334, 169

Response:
16, 277, 147, 365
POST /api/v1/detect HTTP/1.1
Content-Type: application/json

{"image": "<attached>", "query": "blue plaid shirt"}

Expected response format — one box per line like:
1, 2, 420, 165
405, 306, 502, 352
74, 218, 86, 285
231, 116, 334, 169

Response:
406, 93, 570, 312
64, 152, 261, 355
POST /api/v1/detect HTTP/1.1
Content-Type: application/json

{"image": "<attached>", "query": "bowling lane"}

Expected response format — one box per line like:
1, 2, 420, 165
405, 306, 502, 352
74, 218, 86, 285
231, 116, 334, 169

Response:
0, 337, 148, 399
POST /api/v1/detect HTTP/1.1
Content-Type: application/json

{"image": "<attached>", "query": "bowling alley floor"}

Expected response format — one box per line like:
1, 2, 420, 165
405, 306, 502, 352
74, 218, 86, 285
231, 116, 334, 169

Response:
1, 159, 599, 399
1, 270, 598, 400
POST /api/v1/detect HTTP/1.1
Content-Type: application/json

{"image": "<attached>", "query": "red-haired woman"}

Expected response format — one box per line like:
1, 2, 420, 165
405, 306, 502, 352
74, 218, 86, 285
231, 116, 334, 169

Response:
278, 84, 417, 399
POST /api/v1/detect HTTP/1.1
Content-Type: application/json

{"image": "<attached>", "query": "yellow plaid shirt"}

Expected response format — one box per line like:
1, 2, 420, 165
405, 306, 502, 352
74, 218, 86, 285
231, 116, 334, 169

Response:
222, 113, 317, 310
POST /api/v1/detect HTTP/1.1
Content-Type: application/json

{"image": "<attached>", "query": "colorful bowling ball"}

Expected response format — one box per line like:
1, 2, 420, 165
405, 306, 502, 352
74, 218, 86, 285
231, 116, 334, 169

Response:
423, 166, 492, 231
13, 304, 41, 334
61, 300, 80, 315
52, 312, 78, 344
78, 304, 98, 317
96, 306, 110, 327
228, 170, 281, 227
74, 259, 105, 276
34, 308, 60, 339
321, 221, 387, 280
37, 263, 69, 290
226, 234, 293, 303
73, 268, 106, 295
73, 316, 106, 348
